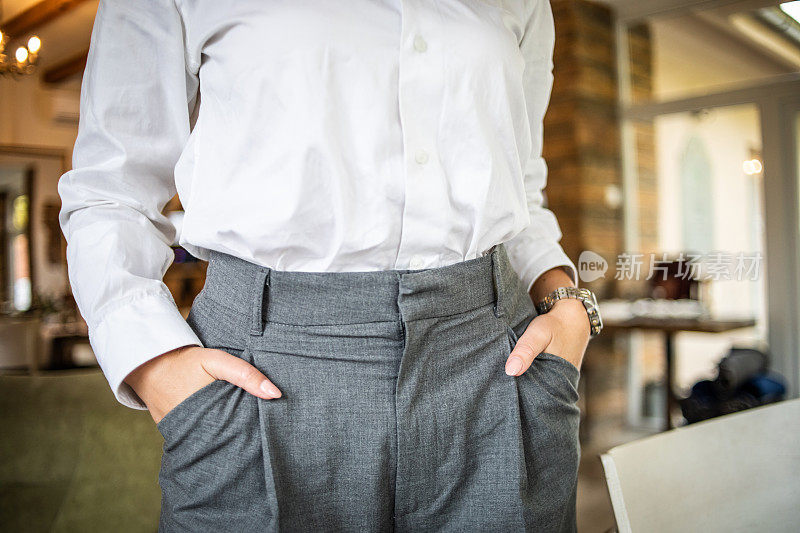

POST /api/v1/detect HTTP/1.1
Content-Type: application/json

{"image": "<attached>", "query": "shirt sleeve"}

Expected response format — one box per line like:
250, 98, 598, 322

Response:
503, 0, 578, 293
58, 0, 203, 410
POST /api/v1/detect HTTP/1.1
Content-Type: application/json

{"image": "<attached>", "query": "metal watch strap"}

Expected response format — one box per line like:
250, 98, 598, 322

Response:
536, 286, 603, 337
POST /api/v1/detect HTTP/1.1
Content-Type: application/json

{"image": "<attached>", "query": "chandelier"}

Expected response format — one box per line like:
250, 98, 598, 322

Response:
0, 3, 42, 76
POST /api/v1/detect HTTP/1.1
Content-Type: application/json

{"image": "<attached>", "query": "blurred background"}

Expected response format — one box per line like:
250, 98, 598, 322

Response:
1, 0, 799, 531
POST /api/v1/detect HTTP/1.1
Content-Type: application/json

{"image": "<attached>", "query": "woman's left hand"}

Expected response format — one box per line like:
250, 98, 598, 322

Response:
504, 267, 591, 376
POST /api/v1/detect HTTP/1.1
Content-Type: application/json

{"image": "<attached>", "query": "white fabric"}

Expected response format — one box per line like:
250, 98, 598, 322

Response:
601, 399, 800, 532
58, 0, 576, 409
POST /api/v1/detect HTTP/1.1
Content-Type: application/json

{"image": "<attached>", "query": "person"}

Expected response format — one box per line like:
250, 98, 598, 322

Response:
58, 1, 602, 531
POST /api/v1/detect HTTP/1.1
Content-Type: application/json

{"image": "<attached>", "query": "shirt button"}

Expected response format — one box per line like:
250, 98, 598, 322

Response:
409, 256, 425, 269
415, 149, 429, 165
413, 35, 428, 53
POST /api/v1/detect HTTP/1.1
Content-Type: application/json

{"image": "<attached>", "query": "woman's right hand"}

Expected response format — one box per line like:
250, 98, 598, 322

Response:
124, 345, 282, 424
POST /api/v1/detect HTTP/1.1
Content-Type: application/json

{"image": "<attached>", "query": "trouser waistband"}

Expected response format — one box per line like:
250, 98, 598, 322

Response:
202, 243, 534, 333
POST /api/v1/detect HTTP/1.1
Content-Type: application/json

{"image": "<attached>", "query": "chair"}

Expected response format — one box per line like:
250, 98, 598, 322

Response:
600, 398, 800, 532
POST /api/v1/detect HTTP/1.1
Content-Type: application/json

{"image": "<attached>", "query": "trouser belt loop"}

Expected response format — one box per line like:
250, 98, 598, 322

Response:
489, 244, 505, 319
249, 267, 270, 336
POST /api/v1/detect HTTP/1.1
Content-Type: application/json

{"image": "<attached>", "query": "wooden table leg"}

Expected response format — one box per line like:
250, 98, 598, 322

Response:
665, 332, 676, 430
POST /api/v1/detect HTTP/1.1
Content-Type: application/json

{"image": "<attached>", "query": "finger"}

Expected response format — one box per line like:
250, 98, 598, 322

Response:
201, 349, 282, 399
505, 318, 552, 376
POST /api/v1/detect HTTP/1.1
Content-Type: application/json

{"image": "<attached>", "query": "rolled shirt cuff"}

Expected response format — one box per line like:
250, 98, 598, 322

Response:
88, 291, 203, 410
504, 237, 578, 295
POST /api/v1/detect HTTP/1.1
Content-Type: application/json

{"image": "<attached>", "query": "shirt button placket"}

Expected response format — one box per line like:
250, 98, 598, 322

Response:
395, 2, 446, 275
412, 34, 429, 167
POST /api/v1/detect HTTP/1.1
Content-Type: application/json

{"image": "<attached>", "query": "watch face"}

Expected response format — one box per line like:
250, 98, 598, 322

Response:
586, 290, 598, 306
581, 290, 602, 336
593, 311, 603, 334
590, 302, 603, 336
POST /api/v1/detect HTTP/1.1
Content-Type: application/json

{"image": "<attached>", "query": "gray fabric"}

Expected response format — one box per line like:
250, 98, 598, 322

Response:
156, 243, 581, 532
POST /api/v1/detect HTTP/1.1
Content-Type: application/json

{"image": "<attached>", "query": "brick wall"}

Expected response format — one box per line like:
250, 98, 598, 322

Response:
546, 1, 658, 439
547, 0, 622, 299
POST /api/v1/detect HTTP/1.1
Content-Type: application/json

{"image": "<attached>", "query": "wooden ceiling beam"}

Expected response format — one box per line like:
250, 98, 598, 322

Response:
1, 0, 91, 38
42, 48, 88, 84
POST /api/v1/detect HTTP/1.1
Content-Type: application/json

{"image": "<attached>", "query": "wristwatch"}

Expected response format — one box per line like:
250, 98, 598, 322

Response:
536, 287, 603, 337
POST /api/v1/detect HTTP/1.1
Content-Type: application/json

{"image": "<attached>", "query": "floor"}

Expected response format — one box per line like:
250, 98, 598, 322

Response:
0, 369, 163, 532
0, 368, 651, 532
577, 454, 616, 533
576, 424, 658, 533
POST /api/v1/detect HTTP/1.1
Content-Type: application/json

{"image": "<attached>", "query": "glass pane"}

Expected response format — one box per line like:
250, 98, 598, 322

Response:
640, 104, 767, 391
797, 109, 800, 235
0, 167, 32, 312
624, 1, 800, 104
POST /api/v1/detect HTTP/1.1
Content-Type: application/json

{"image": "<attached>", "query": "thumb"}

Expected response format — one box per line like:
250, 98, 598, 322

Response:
505, 317, 552, 376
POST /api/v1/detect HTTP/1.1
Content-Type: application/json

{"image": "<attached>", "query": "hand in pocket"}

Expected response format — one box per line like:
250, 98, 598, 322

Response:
504, 298, 590, 376
125, 345, 282, 423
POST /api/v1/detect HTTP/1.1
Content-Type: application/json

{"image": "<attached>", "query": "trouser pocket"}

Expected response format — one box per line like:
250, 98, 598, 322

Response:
507, 315, 581, 533
157, 347, 274, 533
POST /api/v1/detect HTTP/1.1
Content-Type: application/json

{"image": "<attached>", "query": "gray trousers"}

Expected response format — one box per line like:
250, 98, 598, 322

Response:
156, 243, 581, 532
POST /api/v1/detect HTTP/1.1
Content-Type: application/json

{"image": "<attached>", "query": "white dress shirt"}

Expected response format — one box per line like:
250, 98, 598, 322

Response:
58, 0, 576, 409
